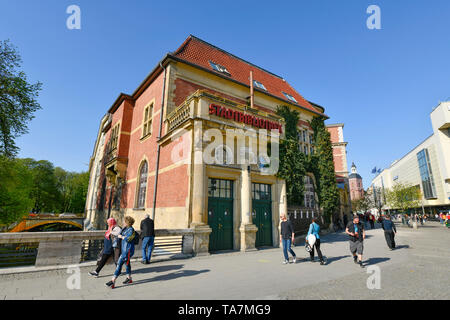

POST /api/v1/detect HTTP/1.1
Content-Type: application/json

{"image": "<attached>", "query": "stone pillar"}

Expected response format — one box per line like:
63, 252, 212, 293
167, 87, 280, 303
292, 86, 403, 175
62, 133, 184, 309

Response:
277, 179, 287, 246
190, 120, 212, 256
239, 165, 258, 251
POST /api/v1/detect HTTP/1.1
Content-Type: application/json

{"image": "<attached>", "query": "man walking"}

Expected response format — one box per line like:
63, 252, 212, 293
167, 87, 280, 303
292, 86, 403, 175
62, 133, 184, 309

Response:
280, 213, 296, 264
140, 214, 155, 264
381, 215, 397, 250
345, 215, 365, 268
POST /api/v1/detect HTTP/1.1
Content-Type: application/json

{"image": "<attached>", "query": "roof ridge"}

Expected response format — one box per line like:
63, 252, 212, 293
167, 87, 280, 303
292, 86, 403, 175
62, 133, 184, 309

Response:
182, 35, 285, 80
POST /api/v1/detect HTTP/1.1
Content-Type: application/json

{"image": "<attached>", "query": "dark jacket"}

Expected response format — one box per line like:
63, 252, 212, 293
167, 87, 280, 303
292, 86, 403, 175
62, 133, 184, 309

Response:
140, 217, 155, 238
382, 219, 397, 232
280, 220, 295, 240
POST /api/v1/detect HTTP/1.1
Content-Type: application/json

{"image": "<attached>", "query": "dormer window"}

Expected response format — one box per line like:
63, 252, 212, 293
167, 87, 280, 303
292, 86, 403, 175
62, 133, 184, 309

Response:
253, 80, 267, 91
209, 61, 230, 75
282, 92, 297, 103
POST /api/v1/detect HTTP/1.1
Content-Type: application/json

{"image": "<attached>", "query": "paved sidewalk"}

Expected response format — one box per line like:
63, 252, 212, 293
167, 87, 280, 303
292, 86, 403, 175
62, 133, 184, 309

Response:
0, 222, 448, 300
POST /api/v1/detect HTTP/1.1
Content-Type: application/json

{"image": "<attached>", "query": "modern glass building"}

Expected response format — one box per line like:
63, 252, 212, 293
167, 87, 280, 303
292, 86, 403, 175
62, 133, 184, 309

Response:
371, 101, 450, 214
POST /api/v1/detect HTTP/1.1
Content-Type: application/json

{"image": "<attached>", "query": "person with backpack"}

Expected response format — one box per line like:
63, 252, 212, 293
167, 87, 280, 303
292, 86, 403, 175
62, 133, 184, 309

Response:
89, 217, 121, 277
306, 218, 324, 265
140, 214, 155, 264
106, 216, 138, 289
345, 215, 366, 268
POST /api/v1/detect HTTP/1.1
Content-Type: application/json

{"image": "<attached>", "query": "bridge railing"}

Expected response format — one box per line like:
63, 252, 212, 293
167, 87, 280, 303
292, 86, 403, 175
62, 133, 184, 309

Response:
0, 229, 194, 269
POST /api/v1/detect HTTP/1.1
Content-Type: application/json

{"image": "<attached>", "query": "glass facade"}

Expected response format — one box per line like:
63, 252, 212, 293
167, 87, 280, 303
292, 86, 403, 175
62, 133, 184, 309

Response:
417, 149, 437, 199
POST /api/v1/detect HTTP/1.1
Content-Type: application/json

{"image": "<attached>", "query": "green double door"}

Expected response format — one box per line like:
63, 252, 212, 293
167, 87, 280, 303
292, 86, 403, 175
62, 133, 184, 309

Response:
208, 179, 234, 251
252, 183, 273, 247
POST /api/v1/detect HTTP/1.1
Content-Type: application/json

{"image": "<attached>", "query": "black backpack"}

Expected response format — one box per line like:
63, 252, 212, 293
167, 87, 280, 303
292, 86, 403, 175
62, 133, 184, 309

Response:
132, 230, 140, 245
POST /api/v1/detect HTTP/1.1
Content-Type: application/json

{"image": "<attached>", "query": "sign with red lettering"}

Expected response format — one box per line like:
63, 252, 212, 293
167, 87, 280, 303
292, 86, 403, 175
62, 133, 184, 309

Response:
208, 104, 282, 134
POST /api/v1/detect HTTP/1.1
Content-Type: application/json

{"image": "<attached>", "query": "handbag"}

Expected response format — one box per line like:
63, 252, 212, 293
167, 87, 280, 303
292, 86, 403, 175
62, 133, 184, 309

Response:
305, 242, 312, 252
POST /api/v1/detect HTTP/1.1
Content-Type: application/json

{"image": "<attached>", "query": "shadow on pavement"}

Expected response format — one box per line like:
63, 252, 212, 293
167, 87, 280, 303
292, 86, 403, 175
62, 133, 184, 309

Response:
364, 257, 390, 266
127, 269, 210, 287
395, 245, 410, 250
323, 255, 351, 265
132, 264, 184, 275
95, 263, 185, 278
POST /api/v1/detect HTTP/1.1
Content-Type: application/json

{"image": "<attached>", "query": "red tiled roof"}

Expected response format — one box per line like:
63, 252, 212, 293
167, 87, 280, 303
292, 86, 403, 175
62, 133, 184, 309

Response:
171, 35, 325, 116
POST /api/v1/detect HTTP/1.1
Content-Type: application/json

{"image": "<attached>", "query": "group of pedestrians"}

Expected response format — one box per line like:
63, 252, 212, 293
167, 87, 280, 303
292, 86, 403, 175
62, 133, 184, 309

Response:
88, 214, 155, 289
279, 212, 399, 269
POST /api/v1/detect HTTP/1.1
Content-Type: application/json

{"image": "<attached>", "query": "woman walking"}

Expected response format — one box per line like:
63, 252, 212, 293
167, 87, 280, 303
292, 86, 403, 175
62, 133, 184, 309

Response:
89, 218, 121, 277
106, 216, 137, 289
306, 218, 324, 265
279, 213, 296, 264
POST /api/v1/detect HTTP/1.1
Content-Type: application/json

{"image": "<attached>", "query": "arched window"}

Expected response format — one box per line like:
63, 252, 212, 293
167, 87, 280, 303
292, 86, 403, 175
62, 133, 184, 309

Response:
136, 161, 148, 208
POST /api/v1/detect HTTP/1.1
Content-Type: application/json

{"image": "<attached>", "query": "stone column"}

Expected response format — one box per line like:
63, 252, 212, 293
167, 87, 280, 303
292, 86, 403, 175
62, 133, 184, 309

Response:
277, 179, 288, 246
190, 120, 212, 256
239, 165, 258, 251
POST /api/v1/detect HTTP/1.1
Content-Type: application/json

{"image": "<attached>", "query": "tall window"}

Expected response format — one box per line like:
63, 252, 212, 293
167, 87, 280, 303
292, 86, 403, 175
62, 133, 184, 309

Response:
417, 149, 437, 199
136, 161, 148, 208
110, 124, 120, 150
142, 104, 153, 137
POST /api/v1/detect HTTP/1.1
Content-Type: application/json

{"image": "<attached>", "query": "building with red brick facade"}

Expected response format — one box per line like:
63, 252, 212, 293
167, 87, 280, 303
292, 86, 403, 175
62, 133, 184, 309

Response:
85, 35, 327, 255
349, 162, 364, 200
326, 124, 351, 221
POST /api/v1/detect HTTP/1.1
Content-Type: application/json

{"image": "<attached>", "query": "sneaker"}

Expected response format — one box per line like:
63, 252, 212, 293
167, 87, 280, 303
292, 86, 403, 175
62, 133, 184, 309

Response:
293, 257, 297, 263
283, 260, 288, 264
320, 261, 325, 265
359, 261, 364, 268
88, 271, 99, 277
141, 261, 146, 264
106, 280, 115, 289
353, 256, 358, 264
123, 277, 133, 284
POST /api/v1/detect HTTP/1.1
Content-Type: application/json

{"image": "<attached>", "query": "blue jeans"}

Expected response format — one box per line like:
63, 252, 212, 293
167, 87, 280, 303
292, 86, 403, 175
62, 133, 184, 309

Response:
142, 236, 155, 263
114, 251, 131, 278
281, 238, 296, 261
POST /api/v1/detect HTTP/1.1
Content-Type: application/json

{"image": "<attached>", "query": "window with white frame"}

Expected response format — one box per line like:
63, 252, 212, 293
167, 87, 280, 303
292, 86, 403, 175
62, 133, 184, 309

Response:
282, 92, 297, 103
142, 104, 153, 137
136, 161, 148, 208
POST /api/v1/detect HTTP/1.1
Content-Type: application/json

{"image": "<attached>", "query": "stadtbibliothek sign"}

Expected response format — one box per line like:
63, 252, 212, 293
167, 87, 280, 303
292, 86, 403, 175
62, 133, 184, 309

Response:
209, 103, 283, 133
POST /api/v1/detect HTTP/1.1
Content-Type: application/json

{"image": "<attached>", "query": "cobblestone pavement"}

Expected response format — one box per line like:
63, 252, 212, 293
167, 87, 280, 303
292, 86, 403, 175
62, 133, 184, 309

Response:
0, 222, 448, 300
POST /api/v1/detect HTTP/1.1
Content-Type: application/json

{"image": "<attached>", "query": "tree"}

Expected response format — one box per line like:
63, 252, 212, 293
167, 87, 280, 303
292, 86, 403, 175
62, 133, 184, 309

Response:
0, 40, 42, 158
351, 192, 373, 213
21, 158, 59, 213
309, 116, 340, 223
385, 182, 422, 213
0, 156, 33, 226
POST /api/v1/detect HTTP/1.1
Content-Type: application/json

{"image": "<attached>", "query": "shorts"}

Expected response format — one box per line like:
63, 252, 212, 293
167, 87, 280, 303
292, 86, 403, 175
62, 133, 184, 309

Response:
349, 240, 364, 254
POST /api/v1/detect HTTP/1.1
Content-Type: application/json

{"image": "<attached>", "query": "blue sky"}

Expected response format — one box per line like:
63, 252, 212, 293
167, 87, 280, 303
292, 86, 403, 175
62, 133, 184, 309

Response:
1, 0, 449, 189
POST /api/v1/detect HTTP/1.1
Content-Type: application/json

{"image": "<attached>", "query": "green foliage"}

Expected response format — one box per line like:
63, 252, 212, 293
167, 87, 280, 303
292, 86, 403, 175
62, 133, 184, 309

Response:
0, 40, 42, 158
21, 159, 59, 213
309, 116, 340, 221
0, 157, 89, 226
0, 156, 33, 226
385, 182, 422, 212
275, 107, 341, 219
275, 106, 305, 205
351, 193, 373, 213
